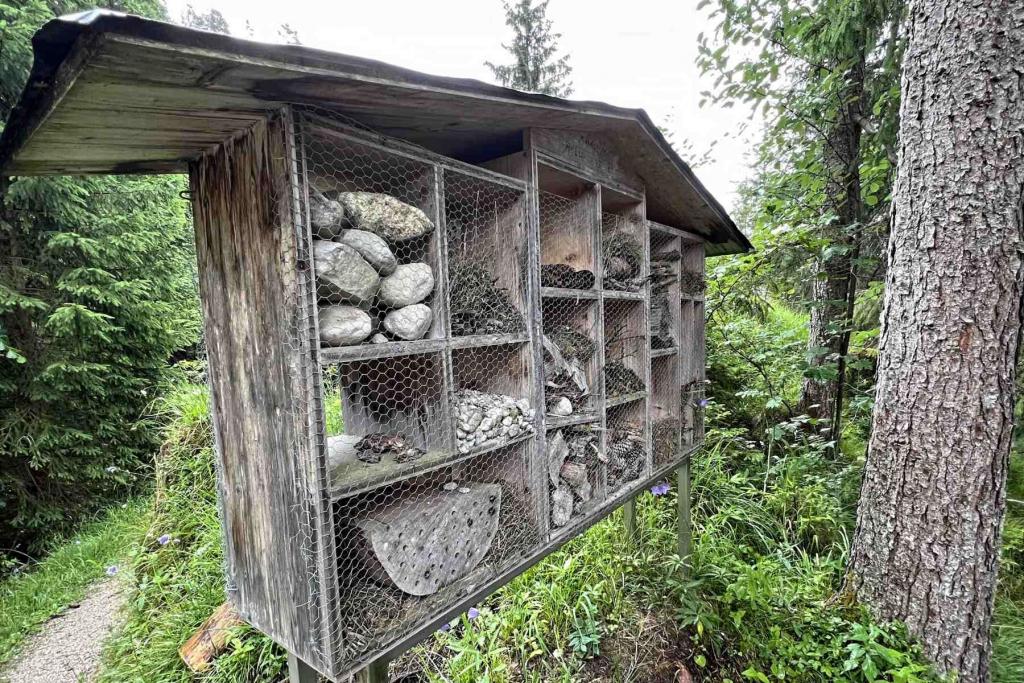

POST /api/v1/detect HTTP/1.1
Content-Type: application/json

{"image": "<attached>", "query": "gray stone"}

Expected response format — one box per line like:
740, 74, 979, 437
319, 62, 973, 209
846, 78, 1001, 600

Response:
378, 263, 434, 308
442, 482, 458, 492
338, 192, 434, 243
560, 461, 588, 489
383, 304, 432, 340
318, 305, 373, 346
314, 240, 379, 304
309, 190, 347, 238
577, 479, 593, 504
370, 333, 389, 344
551, 487, 574, 527
338, 229, 397, 275
549, 396, 573, 417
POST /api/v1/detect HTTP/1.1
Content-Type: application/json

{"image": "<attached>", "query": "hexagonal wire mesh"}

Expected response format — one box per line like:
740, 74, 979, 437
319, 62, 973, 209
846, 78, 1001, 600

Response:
275, 106, 706, 676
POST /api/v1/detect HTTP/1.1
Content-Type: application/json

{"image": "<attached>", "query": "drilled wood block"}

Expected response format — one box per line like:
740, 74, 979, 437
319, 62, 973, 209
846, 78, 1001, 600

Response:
352, 483, 502, 596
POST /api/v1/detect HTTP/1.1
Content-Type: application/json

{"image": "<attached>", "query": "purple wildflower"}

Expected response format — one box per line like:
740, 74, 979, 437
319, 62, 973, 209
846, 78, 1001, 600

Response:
650, 482, 671, 496
157, 534, 171, 546
467, 607, 480, 620
438, 622, 451, 632
699, 398, 709, 408
105, 565, 119, 576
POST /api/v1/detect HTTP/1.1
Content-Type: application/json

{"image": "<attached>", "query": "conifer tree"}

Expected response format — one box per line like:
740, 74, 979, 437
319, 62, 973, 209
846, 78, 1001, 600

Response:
0, 0, 200, 553
486, 0, 574, 97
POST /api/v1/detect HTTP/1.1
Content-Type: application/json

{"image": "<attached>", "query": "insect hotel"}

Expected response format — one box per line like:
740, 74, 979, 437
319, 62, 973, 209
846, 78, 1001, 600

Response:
0, 10, 751, 681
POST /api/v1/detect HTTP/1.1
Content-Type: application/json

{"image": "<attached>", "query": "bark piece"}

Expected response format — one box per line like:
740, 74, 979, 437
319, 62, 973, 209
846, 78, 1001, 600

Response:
352, 483, 501, 596
179, 602, 244, 673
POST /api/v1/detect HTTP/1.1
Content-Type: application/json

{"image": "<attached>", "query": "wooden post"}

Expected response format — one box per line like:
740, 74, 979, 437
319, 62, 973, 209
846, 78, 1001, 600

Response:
677, 460, 692, 574
288, 652, 320, 683
353, 658, 390, 683
623, 497, 637, 541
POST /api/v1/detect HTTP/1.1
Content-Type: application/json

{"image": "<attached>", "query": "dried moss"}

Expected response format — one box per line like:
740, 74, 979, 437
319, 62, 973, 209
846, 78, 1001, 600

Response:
604, 362, 644, 397
548, 325, 596, 363
448, 262, 524, 335
679, 271, 706, 295
653, 418, 680, 466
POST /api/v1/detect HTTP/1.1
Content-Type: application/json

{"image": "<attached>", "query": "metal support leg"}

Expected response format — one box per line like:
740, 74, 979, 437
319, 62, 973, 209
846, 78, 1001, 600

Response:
677, 460, 692, 575
288, 652, 320, 683
623, 496, 637, 541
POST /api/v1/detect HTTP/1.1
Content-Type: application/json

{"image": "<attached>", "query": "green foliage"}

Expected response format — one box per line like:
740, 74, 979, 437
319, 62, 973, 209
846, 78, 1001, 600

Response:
0, 498, 149, 667
0, 0, 200, 554
485, 0, 574, 97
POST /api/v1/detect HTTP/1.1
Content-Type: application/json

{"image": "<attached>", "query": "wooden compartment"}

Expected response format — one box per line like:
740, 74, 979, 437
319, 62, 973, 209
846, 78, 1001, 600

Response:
650, 230, 681, 353
331, 439, 540, 665
327, 352, 455, 499
603, 299, 648, 404
301, 119, 446, 350
601, 189, 646, 293
541, 297, 601, 424
444, 169, 529, 340
604, 399, 650, 497
650, 354, 681, 467
537, 163, 599, 293
546, 424, 603, 535
451, 343, 537, 455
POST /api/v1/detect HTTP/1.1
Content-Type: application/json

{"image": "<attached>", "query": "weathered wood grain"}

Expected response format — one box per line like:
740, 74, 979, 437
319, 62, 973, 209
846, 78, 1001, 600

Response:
191, 110, 334, 676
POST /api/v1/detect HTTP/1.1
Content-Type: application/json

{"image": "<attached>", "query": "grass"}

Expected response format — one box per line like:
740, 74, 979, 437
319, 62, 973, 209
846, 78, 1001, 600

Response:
0, 497, 150, 668
992, 451, 1024, 683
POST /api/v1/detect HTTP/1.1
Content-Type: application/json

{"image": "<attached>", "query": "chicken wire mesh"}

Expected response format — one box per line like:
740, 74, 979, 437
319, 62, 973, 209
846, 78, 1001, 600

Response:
445, 170, 528, 338
602, 211, 646, 292
219, 106, 710, 678
603, 299, 648, 401
538, 190, 597, 291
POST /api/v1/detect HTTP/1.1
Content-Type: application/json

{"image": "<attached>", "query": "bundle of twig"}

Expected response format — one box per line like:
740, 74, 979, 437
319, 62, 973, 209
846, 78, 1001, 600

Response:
603, 232, 644, 291
541, 263, 595, 290
604, 362, 644, 397
448, 262, 524, 335
679, 271, 706, 296
607, 423, 645, 489
649, 291, 674, 349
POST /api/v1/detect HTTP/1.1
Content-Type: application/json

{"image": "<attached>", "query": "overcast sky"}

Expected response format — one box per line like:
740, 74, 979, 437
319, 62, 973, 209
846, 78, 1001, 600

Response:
164, 0, 757, 213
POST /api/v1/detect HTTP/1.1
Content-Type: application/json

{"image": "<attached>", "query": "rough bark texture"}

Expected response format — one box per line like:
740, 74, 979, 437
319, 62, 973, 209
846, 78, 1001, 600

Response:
799, 52, 865, 433
848, 1, 1024, 680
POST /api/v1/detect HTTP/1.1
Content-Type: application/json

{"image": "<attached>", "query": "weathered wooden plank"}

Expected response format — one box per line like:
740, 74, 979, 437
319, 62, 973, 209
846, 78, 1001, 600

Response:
531, 128, 643, 196
191, 111, 333, 675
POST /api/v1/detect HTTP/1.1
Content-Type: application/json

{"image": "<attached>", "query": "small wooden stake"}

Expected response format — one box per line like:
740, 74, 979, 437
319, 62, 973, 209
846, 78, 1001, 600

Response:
623, 497, 637, 541
677, 461, 692, 575
287, 652, 319, 683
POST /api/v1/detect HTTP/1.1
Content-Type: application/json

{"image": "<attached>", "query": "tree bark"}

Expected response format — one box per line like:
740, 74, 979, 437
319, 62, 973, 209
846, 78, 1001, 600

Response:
847, 1, 1024, 680
799, 51, 865, 435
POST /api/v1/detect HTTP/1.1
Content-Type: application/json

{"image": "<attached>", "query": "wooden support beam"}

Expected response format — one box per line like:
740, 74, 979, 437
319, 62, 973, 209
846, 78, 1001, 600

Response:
623, 497, 637, 541
178, 601, 243, 673
287, 652, 320, 683
677, 461, 692, 575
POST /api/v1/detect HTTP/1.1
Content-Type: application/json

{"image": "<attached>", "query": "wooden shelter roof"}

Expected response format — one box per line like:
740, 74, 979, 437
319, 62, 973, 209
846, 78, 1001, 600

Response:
0, 10, 751, 254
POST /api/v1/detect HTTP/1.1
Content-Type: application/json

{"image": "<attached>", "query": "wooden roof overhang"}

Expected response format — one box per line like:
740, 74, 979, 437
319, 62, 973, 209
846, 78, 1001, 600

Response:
0, 9, 751, 255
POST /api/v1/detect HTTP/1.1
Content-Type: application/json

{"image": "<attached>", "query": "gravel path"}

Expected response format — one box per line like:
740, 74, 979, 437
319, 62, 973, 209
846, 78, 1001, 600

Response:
2, 577, 125, 683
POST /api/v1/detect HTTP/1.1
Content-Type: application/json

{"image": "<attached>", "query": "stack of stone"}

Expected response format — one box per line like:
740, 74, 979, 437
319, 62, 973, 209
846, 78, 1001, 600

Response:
547, 428, 599, 527
454, 389, 535, 453
312, 191, 437, 346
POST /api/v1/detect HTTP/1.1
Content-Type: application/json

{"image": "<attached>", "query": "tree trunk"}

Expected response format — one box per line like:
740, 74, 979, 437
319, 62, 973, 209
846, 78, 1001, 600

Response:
799, 52, 865, 435
847, 1, 1024, 680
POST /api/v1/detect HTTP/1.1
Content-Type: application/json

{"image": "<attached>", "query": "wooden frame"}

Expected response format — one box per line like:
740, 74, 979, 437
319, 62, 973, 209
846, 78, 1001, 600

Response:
189, 108, 708, 681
